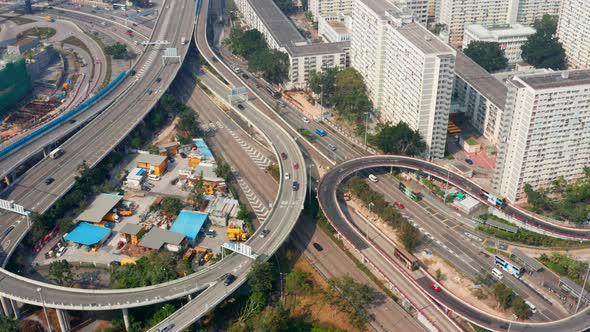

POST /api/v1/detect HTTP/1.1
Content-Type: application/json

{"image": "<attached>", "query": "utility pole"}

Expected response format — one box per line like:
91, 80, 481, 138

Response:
37, 288, 52, 332
575, 264, 590, 313
308, 164, 314, 205
367, 202, 374, 239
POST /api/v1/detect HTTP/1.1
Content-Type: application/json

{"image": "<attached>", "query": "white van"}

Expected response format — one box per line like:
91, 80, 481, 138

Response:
525, 300, 537, 313
148, 174, 161, 181
492, 268, 504, 280
368, 174, 378, 183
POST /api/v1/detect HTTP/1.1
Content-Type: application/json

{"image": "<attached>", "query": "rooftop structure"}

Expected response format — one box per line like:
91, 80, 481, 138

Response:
511, 248, 544, 272
75, 194, 123, 223
463, 24, 535, 64
119, 223, 144, 236
206, 196, 240, 226
247, 0, 305, 47
169, 210, 208, 241
64, 222, 111, 246
136, 153, 167, 166
140, 228, 185, 250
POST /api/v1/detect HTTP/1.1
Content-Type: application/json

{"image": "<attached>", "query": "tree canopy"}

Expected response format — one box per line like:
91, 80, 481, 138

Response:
327, 277, 377, 328
309, 68, 337, 107
110, 251, 190, 288
463, 41, 508, 73
104, 42, 128, 59
493, 283, 513, 309
160, 197, 184, 215
48, 260, 73, 286
512, 296, 532, 319
370, 122, 426, 156
521, 14, 566, 70
333, 68, 373, 123
0, 317, 18, 332
226, 27, 290, 84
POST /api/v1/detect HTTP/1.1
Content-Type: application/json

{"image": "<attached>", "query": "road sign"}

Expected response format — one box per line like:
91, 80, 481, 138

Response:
221, 242, 258, 259
0, 199, 27, 215
230, 87, 248, 96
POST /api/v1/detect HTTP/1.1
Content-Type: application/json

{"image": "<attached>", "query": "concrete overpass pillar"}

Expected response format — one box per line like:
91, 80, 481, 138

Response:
0, 297, 12, 318
56, 309, 69, 332
4, 174, 11, 186
188, 293, 193, 301
10, 300, 19, 319
122, 308, 130, 331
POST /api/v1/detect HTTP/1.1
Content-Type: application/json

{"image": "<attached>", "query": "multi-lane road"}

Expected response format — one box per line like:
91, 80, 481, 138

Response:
318, 155, 590, 331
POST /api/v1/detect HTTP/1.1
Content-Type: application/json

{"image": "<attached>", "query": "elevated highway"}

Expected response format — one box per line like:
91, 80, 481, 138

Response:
318, 155, 590, 332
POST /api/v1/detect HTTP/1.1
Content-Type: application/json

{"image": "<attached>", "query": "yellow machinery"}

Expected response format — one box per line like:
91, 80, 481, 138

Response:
118, 209, 133, 216
121, 258, 136, 266
227, 228, 248, 241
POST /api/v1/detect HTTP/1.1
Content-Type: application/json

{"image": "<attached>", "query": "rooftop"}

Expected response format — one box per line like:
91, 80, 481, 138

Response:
515, 70, 590, 90
465, 24, 536, 39
359, 0, 394, 18
396, 23, 455, 55
76, 194, 123, 223
136, 153, 167, 166
206, 196, 240, 218
247, 0, 305, 47
288, 41, 350, 56
455, 52, 508, 109
511, 248, 544, 272
193, 139, 213, 159
193, 163, 220, 180
64, 222, 111, 246
169, 210, 208, 240
139, 227, 185, 250
119, 223, 144, 236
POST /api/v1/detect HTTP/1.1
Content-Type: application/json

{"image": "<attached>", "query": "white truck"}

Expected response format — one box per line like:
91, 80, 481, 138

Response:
49, 147, 64, 159
181, 37, 187, 45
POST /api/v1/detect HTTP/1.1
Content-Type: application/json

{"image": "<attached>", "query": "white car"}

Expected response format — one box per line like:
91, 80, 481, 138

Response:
302, 117, 310, 124
56, 246, 67, 257
284, 172, 290, 180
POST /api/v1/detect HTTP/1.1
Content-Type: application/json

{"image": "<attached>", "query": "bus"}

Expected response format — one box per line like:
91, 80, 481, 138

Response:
49, 148, 64, 159
394, 247, 419, 271
495, 255, 524, 278
492, 268, 504, 280
399, 182, 421, 201
480, 189, 507, 208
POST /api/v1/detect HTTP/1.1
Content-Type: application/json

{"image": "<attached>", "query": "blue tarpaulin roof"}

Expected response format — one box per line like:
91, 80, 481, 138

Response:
169, 210, 208, 240
64, 222, 111, 246
193, 138, 213, 158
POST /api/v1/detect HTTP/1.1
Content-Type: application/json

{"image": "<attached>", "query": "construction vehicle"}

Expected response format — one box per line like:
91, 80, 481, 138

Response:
45, 16, 54, 22
103, 212, 120, 222
227, 228, 248, 241
118, 209, 133, 216
120, 258, 136, 266
183, 248, 195, 261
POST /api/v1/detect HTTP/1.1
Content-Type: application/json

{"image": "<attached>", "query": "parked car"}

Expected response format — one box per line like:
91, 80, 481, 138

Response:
45, 177, 55, 185
465, 159, 474, 165
237, 104, 245, 110
56, 246, 67, 257
313, 242, 323, 251
260, 229, 270, 238
281, 152, 287, 160
429, 282, 442, 292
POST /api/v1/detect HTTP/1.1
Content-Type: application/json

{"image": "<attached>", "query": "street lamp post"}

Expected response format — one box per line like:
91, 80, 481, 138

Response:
37, 288, 52, 332
367, 202, 374, 239
364, 112, 369, 150
308, 164, 314, 205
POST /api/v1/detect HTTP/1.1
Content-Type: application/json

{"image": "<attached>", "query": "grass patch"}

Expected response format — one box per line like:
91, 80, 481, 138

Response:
485, 247, 510, 258
22, 27, 56, 39
297, 128, 313, 141
267, 163, 280, 182
465, 137, 478, 145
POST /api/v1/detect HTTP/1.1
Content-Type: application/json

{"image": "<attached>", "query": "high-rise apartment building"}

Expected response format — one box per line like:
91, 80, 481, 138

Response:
463, 24, 535, 64
351, 0, 455, 159
493, 70, 590, 202
506, 0, 561, 25
557, 0, 590, 69
437, 0, 560, 46
310, 0, 427, 25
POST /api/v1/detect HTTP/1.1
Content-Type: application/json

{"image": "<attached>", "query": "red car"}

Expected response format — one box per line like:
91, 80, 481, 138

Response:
293, 162, 299, 169
429, 282, 442, 292
394, 201, 405, 209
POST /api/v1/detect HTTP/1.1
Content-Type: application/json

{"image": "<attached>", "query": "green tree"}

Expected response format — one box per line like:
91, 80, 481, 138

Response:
160, 197, 183, 215
147, 304, 177, 327
176, 109, 200, 138
248, 261, 273, 294
215, 157, 233, 181
274, 0, 295, 14
226, 28, 267, 58
251, 305, 290, 332
493, 283, 513, 309
309, 68, 338, 107
189, 172, 205, 210
512, 296, 532, 319
58, 218, 76, 234
104, 42, 128, 59
249, 49, 290, 84
48, 260, 73, 286
285, 270, 313, 294
399, 221, 421, 251
333, 68, 373, 123
463, 41, 508, 73
0, 317, 18, 332
371, 122, 427, 156
328, 277, 377, 329
521, 15, 566, 70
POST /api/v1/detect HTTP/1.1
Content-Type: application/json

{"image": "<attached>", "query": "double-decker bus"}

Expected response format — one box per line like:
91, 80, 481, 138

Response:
495, 255, 524, 278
